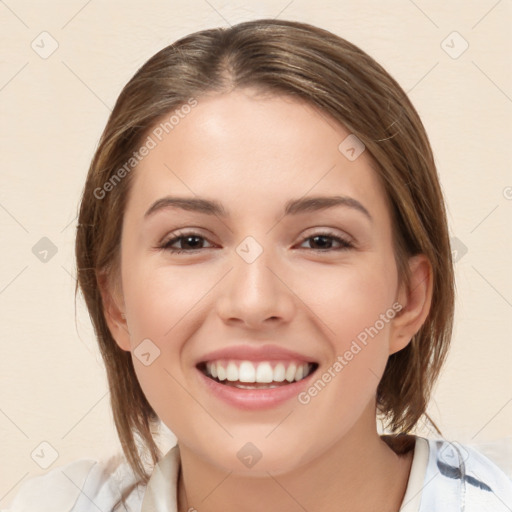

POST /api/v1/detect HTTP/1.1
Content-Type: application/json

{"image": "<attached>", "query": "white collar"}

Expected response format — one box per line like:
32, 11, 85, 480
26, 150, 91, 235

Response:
141, 444, 181, 512
399, 436, 429, 511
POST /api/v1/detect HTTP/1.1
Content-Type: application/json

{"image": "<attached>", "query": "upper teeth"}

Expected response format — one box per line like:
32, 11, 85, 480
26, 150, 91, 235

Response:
205, 360, 313, 383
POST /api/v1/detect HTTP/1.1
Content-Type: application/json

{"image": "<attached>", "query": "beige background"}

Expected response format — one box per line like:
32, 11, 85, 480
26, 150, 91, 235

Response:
1, 0, 511, 506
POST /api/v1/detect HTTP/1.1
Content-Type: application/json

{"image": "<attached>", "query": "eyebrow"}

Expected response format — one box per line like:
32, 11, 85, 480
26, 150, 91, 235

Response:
144, 195, 373, 223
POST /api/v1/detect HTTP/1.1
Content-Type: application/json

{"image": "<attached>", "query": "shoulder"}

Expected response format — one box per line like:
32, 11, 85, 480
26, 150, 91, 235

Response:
1, 453, 146, 512
419, 436, 512, 511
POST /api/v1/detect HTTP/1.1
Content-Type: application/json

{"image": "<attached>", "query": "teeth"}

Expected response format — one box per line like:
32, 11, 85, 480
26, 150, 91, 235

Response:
226, 362, 238, 381
203, 360, 314, 384
285, 363, 297, 382
239, 361, 256, 382
217, 363, 227, 381
256, 362, 274, 383
273, 363, 286, 382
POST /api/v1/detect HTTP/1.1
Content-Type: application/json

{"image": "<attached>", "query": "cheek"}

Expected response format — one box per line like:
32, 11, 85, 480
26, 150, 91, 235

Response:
316, 258, 396, 332
310, 259, 397, 387
123, 261, 207, 342
121, 263, 204, 423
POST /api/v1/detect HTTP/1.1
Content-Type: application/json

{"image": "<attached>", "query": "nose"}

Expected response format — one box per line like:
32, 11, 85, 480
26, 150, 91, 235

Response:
215, 246, 296, 330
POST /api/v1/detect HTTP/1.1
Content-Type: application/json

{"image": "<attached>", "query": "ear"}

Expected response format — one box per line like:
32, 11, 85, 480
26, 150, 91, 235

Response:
389, 254, 433, 355
97, 269, 131, 352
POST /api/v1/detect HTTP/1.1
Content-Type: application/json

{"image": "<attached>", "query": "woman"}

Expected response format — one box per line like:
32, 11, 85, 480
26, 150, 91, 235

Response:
6, 18, 512, 512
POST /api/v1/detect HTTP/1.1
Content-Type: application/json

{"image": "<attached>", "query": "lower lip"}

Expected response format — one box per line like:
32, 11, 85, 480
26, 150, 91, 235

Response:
196, 366, 317, 410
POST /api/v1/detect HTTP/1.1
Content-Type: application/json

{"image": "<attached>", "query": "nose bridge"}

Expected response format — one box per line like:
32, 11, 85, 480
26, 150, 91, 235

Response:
234, 233, 281, 301
216, 233, 294, 326
236, 234, 277, 292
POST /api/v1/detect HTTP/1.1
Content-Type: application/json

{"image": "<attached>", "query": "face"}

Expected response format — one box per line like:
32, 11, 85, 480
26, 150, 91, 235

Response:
104, 87, 427, 475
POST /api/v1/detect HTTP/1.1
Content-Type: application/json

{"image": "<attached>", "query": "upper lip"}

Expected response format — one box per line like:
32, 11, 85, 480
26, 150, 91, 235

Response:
196, 344, 318, 365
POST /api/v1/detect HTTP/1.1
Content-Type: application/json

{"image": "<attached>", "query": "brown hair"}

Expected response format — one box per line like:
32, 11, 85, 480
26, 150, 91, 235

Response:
75, 18, 454, 501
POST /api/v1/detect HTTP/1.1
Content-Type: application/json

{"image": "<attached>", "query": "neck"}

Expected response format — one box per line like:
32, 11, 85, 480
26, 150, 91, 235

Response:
176, 405, 415, 512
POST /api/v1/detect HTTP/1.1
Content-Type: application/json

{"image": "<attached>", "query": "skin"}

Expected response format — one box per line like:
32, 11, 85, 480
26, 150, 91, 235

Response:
102, 87, 433, 512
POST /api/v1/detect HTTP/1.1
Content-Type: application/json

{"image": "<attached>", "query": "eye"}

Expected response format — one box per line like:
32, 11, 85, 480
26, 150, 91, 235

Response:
297, 231, 353, 251
158, 231, 213, 254
157, 230, 354, 254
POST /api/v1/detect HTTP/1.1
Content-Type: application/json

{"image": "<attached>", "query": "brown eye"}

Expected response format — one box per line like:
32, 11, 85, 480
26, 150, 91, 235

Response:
160, 232, 213, 253
158, 230, 353, 254
298, 232, 353, 251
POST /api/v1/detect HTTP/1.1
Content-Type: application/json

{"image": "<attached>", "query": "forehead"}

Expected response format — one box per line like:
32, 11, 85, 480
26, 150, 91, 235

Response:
127, 88, 390, 223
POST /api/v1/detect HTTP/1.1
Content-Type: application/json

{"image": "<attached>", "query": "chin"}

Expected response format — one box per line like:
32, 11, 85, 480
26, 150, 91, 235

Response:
199, 436, 316, 477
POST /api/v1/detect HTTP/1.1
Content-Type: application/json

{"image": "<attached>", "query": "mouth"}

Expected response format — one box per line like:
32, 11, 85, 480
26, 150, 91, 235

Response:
196, 359, 319, 389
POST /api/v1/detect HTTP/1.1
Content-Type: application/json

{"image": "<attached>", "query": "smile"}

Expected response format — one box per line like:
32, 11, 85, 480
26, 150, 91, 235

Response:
197, 359, 319, 389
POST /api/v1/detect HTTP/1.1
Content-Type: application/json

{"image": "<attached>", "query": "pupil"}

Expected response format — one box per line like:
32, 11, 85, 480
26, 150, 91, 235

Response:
184, 236, 201, 249
312, 235, 330, 249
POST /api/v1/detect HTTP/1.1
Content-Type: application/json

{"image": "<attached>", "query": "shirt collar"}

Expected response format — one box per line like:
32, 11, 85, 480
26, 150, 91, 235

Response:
141, 444, 181, 512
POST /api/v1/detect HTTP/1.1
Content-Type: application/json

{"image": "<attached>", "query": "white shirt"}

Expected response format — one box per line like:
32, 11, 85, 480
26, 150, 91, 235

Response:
3, 436, 512, 511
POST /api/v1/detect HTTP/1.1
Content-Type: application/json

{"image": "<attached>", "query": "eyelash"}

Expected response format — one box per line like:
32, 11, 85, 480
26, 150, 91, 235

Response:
158, 230, 354, 254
